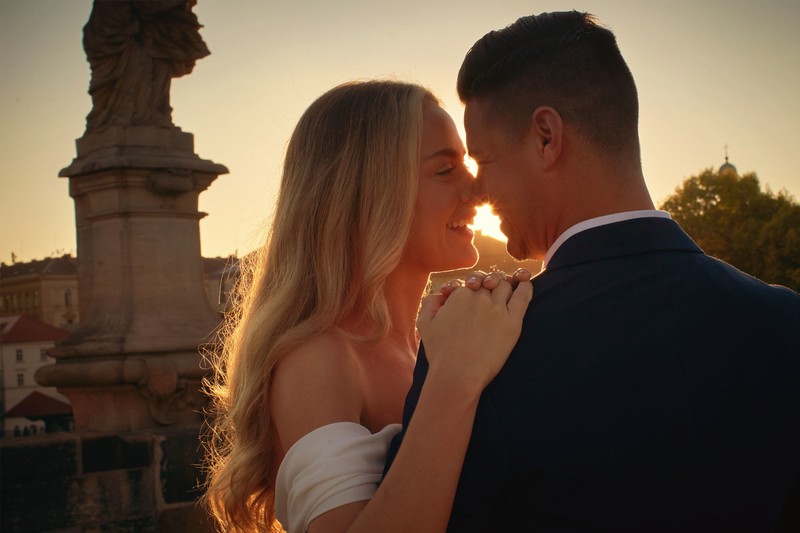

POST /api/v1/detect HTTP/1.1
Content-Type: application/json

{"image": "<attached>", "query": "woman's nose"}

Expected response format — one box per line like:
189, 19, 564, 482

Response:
469, 174, 487, 205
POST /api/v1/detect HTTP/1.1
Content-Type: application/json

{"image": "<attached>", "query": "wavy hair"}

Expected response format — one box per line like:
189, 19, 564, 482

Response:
202, 80, 435, 532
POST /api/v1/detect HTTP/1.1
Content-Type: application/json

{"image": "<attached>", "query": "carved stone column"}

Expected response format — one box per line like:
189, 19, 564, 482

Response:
36, 0, 227, 433
36, 126, 227, 432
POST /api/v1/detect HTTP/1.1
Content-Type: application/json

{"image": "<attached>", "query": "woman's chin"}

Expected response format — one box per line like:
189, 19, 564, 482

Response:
438, 246, 479, 273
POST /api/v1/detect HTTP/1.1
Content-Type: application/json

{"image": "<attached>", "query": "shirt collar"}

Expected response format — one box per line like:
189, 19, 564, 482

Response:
542, 210, 672, 269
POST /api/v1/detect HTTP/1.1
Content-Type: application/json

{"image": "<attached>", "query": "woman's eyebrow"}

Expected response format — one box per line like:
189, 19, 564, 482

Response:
423, 148, 464, 160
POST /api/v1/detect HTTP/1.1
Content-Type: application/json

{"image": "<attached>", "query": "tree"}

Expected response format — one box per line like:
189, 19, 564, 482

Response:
660, 168, 800, 292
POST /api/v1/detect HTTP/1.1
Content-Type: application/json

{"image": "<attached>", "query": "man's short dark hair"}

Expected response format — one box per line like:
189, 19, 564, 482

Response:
458, 11, 640, 157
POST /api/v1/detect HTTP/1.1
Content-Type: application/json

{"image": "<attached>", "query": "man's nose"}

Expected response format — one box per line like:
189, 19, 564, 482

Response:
458, 166, 478, 204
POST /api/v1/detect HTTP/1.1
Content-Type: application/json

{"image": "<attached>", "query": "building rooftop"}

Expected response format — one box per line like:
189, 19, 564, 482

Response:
0, 315, 70, 343
5, 390, 72, 418
0, 254, 77, 278
203, 255, 238, 277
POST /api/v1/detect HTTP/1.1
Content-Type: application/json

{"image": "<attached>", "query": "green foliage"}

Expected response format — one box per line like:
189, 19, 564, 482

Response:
660, 168, 800, 292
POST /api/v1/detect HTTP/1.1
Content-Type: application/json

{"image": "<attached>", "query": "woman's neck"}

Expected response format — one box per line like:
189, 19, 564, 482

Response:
383, 266, 430, 353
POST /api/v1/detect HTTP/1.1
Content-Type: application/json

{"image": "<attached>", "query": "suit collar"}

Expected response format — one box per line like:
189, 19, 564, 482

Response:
544, 217, 703, 272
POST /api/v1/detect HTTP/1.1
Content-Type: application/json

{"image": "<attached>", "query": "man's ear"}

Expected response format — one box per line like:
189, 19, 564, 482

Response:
529, 106, 563, 171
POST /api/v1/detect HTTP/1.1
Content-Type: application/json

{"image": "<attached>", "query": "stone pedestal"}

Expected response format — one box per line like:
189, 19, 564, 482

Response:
36, 126, 228, 433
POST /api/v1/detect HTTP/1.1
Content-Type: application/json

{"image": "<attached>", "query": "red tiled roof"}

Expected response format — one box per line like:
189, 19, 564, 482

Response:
5, 390, 72, 417
0, 315, 70, 343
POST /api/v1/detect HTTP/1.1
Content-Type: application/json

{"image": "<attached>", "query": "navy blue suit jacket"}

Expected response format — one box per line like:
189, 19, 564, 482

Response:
385, 217, 800, 532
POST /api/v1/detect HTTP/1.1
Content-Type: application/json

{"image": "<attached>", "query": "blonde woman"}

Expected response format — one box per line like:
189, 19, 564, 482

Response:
204, 81, 533, 533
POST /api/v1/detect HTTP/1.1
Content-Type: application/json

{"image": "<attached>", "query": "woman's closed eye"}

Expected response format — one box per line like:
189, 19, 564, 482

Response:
435, 165, 455, 176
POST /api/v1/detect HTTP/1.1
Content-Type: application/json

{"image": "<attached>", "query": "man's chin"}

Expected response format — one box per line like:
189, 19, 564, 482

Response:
505, 240, 531, 261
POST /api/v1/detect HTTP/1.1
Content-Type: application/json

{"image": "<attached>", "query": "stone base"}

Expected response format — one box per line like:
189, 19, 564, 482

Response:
0, 426, 216, 533
36, 353, 208, 433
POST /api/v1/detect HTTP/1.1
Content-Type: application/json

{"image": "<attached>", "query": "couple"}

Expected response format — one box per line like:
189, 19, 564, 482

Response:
204, 11, 800, 533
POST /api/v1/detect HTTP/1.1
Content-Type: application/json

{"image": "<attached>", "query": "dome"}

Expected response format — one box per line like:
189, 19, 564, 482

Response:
719, 157, 737, 175
719, 145, 738, 175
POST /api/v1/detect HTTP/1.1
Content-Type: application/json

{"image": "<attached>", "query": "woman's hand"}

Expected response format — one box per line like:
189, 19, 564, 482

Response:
418, 273, 533, 396
439, 268, 532, 297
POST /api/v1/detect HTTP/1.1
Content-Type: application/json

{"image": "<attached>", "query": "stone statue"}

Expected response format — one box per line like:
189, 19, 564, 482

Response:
83, 0, 210, 133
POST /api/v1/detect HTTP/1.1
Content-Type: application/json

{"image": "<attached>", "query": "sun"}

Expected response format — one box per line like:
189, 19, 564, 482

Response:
470, 204, 507, 242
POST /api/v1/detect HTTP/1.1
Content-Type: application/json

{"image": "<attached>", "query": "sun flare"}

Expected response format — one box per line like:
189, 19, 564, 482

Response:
470, 204, 507, 242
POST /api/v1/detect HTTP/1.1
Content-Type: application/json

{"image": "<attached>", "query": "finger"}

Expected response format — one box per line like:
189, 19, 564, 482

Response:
489, 278, 513, 304
439, 279, 462, 298
465, 271, 487, 291
513, 268, 532, 283
507, 281, 534, 319
505, 268, 532, 288
482, 272, 502, 290
417, 292, 446, 328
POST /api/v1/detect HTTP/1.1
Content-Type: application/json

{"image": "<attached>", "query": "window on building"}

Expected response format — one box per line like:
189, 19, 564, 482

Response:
15, 349, 23, 362
16, 374, 24, 386
40, 348, 49, 362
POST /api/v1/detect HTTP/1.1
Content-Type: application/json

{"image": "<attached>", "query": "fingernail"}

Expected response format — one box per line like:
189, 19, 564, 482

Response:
466, 274, 480, 285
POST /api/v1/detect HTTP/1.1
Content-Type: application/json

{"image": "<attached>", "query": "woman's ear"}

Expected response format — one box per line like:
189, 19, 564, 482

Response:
529, 106, 563, 170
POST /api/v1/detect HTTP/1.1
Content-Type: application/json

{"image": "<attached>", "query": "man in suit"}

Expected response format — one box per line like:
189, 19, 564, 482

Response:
385, 11, 799, 532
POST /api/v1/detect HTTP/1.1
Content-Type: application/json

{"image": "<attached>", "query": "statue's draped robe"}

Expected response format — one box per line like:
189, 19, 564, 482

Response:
83, 0, 210, 133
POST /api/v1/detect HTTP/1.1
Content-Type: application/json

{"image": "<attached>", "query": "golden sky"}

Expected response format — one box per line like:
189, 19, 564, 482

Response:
1, 0, 798, 262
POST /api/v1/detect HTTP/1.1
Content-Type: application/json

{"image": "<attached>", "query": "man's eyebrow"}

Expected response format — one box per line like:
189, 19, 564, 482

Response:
423, 148, 464, 160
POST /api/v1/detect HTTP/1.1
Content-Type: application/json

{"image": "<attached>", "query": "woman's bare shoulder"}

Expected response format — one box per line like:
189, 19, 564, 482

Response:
270, 330, 365, 454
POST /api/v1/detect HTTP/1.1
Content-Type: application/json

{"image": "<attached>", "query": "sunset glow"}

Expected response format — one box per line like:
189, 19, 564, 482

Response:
471, 204, 507, 242
1, 2, 797, 263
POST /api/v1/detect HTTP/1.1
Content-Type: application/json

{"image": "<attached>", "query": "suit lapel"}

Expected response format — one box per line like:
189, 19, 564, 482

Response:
544, 217, 703, 272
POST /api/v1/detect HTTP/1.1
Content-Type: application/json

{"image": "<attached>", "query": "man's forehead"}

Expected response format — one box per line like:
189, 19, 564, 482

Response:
463, 99, 486, 126
463, 100, 491, 153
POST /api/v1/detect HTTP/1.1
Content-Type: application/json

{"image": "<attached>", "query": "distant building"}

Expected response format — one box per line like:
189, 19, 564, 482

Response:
719, 156, 738, 175
0, 314, 73, 437
0, 255, 79, 331
719, 144, 738, 175
0, 254, 237, 326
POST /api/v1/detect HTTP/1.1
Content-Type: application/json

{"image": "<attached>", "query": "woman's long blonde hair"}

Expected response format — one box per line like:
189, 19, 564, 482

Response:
203, 81, 435, 532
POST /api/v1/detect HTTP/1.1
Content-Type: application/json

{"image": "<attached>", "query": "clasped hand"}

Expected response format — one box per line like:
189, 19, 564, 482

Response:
418, 269, 534, 395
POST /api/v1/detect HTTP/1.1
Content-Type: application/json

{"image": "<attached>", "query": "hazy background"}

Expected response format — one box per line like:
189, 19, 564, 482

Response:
1, 0, 798, 262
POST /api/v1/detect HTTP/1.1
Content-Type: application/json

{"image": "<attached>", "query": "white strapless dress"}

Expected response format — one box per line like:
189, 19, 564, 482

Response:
274, 422, 402, 533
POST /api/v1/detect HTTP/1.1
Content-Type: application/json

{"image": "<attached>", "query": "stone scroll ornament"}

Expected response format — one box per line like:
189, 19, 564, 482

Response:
82, 0, 210, 133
